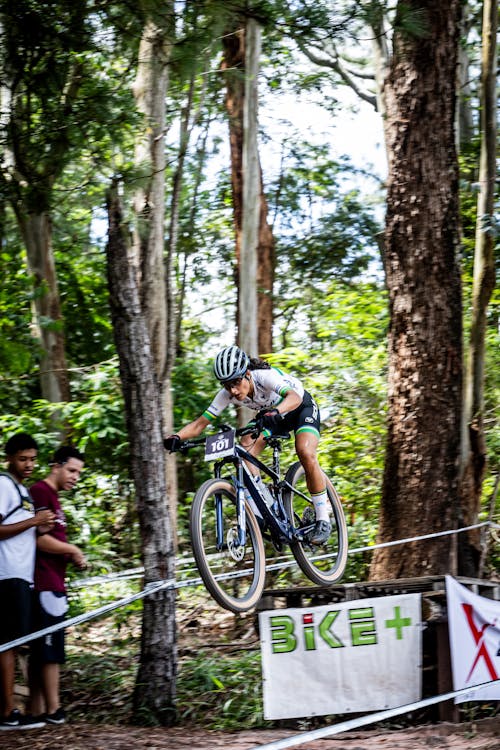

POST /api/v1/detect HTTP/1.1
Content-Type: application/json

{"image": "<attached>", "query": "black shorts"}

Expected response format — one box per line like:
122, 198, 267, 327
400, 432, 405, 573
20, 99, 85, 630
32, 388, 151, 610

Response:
30, 591, 68, 665
0, 578, 32, 645
280, 391, 321, 438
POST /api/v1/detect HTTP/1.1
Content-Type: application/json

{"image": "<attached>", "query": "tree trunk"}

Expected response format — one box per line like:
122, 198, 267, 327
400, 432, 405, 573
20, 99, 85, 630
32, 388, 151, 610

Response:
16, 210, 70, 402
222, 21, 274, 356
370, 2, 463, 580
240, 17, 261, 360
131, 8, 177, 533
131, 14, 172, 383
106, 182, 177, 724
459, 0, 497, 575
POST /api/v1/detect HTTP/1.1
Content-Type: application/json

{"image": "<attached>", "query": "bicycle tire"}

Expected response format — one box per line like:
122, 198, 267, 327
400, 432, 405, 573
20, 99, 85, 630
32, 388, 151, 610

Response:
190, 477, 266, 613
283, 461, 348, 585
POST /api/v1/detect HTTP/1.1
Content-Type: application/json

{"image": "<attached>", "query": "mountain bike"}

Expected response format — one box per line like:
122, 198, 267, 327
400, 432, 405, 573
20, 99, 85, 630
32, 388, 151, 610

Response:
178, 424, 348, 613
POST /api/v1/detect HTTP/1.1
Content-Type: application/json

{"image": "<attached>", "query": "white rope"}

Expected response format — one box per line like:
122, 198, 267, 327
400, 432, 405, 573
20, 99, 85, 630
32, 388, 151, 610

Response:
67, 520, 500, 590
247, 680, 500, 750
2, 520, 498, 654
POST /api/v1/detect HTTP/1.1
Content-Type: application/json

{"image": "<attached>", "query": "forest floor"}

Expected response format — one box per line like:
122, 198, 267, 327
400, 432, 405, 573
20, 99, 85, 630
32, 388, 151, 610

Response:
0, 717, 499, 750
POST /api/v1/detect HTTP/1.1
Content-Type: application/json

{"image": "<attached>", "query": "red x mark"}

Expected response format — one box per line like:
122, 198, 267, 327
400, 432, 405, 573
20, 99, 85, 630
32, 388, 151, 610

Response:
462, 603, 499, 683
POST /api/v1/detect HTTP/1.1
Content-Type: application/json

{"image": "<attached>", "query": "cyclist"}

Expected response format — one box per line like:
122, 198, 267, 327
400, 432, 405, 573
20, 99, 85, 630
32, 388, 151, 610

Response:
164, 345, 331, 545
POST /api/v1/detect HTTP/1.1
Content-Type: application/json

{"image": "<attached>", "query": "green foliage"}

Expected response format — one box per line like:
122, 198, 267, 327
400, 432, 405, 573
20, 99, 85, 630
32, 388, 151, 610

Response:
0, 235, 41, 409
177, 649, 264, 729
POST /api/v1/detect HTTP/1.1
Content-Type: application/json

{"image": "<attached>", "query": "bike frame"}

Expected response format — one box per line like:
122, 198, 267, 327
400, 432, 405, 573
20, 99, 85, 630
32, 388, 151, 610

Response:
212, 435, 312, 550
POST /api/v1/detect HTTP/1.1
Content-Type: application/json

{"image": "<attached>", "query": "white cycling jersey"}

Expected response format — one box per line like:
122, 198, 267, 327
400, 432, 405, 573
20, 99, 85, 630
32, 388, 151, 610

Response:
203, 368, 304, 423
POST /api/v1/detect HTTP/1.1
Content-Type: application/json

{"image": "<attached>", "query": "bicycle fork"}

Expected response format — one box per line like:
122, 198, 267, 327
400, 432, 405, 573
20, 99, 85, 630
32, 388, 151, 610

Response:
214, 461, 247, 549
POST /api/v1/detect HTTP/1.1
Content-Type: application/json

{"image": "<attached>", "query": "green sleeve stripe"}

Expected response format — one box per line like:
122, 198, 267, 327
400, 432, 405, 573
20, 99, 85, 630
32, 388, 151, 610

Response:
278, 386, 290, 398
203, 409, 217, 422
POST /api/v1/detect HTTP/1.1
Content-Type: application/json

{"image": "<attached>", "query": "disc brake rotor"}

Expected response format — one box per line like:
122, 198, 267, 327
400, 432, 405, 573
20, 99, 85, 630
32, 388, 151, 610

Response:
226, 528, 245, 561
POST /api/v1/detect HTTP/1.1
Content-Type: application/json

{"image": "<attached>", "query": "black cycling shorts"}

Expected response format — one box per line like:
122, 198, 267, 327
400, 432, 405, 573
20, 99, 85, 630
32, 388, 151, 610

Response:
280, 390, 321, 438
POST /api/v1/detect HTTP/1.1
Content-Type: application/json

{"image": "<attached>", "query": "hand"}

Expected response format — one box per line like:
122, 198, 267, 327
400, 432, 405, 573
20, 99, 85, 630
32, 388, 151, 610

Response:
71, 546, 88, 570
163, 434, 181, 453
34, 508, 55, 534
256, 408, 283, 432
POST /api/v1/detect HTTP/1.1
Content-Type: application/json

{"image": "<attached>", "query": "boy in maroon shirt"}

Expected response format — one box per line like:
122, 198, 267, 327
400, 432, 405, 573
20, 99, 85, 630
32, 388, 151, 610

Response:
29, 446, 87, 724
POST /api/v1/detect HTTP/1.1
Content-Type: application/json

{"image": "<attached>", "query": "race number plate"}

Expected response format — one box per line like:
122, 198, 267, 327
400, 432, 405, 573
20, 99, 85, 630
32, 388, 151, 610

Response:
205, 429, 236, 461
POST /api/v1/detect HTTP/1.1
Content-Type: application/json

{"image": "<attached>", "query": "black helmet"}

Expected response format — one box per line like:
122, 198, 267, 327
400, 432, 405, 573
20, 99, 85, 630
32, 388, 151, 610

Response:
213, 345, 250, 382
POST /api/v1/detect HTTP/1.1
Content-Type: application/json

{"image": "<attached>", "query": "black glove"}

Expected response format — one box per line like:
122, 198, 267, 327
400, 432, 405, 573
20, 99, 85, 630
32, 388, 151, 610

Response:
163, 434, 181, 453
256, 408, 283, 432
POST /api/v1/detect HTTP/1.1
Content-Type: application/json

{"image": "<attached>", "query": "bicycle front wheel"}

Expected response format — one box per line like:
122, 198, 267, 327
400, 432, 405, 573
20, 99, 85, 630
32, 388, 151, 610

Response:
189, 478, 266, 613
283, 462, 348, 585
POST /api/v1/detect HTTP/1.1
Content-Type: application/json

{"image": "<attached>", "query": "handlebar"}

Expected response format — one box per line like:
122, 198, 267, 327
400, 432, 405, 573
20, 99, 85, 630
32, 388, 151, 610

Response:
169, 422, 290, 455
177, 424, 258, 454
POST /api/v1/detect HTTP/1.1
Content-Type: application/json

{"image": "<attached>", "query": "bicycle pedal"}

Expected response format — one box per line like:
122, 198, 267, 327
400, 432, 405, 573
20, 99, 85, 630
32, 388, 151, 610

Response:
300, 507, 316, 526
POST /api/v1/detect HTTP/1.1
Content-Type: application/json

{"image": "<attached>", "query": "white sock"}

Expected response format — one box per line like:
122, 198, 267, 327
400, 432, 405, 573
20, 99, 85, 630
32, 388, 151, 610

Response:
311, 490, 329, 523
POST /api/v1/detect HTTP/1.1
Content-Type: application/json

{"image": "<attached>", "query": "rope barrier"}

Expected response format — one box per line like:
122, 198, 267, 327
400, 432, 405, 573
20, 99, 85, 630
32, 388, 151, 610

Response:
68, 519, 500, 590
1, 520, 498, 654
247, 680, 500, 750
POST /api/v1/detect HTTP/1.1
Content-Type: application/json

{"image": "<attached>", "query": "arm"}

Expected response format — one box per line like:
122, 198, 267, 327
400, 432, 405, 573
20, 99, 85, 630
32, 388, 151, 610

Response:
37, 534, 87, 569
177, 415, 211, 440
276, 389, 302, 414
0, 509, 55, 540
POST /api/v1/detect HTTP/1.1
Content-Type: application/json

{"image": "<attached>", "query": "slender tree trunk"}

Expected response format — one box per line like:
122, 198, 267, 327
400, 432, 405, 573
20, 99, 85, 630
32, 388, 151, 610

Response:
131, 13, 173, 383
16, 210, 70, 402
240, 18, 260, 359
131, 7, 177, 532
106, 182, 176, 724
222, 20, 274, 356
459, 0, 497, 575
370, 2, 463, 580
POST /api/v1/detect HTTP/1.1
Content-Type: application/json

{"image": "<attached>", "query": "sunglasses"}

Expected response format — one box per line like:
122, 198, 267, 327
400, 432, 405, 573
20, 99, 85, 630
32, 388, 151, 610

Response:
222, 377, 243, 391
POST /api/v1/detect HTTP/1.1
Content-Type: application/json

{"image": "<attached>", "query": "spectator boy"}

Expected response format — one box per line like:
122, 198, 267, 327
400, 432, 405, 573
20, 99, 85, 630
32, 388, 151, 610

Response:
0, 433, 55, 730
29, 446, 87, 725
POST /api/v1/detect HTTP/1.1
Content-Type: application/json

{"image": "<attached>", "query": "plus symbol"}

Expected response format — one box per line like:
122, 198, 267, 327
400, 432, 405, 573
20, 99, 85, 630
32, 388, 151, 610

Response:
385, 606, 412, 640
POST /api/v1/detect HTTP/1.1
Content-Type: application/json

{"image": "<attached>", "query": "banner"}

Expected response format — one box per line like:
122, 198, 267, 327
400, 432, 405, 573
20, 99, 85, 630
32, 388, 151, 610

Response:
259, 593, 422, 720
446, 575, 500, 703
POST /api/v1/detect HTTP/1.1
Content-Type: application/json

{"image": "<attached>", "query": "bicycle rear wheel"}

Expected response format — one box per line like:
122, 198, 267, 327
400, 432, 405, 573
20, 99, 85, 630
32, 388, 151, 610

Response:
283, 462, 348, 585
189, 478, 266, 613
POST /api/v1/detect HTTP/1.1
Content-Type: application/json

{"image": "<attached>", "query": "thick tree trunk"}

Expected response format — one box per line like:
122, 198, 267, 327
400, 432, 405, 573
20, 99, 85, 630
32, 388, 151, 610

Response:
222, 21, 274, 356
106, 183, 177, 724
370, 2, 463, 580
17, 210, 70, 402
459, 0, 497, 575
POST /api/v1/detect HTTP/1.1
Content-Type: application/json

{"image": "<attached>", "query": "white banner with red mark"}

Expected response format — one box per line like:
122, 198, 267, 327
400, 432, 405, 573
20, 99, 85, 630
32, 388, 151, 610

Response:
446, 575, 500, 703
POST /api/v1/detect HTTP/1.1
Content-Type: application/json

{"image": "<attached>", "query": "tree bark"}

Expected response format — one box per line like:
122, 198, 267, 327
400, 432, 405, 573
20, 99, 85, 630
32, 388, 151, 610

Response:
131, 13, 173, 384
16, 210, 70, 402
459, 0, 497, 575
222, 21, 274, 356
131, 7, 177, 535
106, 182, 177, 724
370, 2, 463, 580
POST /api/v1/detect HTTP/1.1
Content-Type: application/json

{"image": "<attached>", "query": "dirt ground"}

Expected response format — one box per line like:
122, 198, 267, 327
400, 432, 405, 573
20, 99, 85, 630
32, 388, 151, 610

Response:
0, 717, 499, 750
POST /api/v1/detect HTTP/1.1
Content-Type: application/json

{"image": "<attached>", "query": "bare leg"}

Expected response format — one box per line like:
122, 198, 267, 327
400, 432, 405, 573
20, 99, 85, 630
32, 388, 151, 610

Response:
0, 649, 16, 716
240, 432, 266, 477
295, 431, 331, 542
42, 663, 60, 715
295, 431, 324, 493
